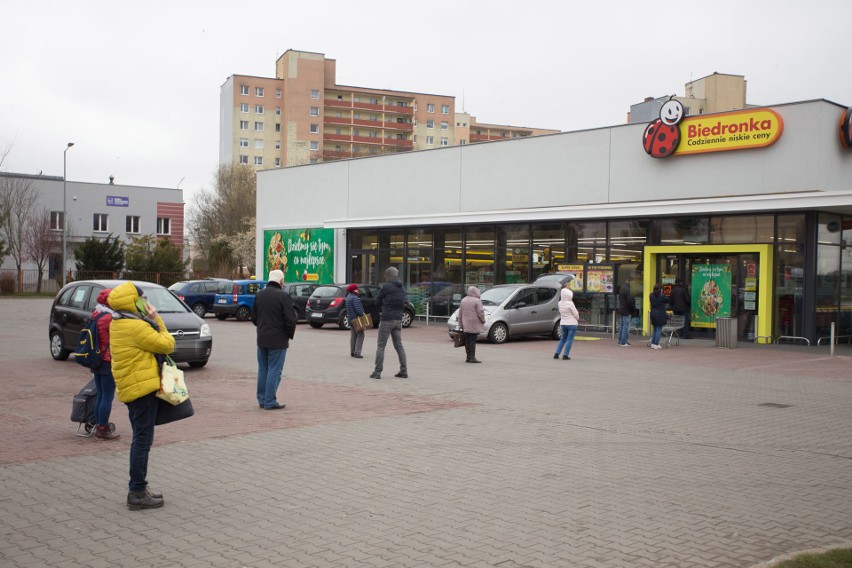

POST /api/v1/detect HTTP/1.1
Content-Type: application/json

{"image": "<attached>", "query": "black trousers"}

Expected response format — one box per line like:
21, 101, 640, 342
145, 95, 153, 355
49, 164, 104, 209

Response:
464, 333, 478, 360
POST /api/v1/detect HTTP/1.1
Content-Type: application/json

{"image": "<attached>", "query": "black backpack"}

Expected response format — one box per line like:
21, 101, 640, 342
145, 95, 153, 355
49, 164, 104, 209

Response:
74, 312, 108, 368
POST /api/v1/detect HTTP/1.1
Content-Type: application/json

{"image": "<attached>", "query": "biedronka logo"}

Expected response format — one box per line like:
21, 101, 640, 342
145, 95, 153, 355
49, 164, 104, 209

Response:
643, 106, 784, 158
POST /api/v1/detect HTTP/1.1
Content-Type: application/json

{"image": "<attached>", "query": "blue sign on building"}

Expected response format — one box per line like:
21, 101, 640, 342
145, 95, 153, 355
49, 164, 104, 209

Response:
107, 196, 129, 207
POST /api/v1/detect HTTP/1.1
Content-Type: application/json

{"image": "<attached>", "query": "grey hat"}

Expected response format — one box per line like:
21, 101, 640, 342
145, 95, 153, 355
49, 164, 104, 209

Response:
384, 266, 399, 278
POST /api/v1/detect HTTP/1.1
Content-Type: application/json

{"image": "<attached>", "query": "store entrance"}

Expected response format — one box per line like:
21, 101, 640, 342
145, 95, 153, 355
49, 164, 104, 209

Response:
656, 253, 761, 341
350, 251, 377, 285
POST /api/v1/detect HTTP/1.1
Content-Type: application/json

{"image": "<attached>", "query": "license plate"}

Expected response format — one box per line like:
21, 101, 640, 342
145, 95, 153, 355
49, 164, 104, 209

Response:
217, 298, 227, 304
311, 312, 323, 318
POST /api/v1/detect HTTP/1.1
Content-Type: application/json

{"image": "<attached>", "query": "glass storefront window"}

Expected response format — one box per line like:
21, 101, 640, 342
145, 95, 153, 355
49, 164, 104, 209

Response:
349, 229, 378, 250
776, 214, 806, 247
570, 221, 606, 263
465, 226, 495, 288
841, 218, 852, 336
608, 220, 647, 262
656, 217, 709, 245
818, 213, 842, 246
432, 227, 463, 317
816, 244, 840, 337
405, 228, 433, 316
710, 215, 774, 244
533, 223, 565, 279
499, 224, 530, 284
775, 242, 804, 339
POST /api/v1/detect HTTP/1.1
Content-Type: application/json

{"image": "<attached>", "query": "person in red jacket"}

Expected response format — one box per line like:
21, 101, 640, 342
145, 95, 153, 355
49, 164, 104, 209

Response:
91, 288, 120, 440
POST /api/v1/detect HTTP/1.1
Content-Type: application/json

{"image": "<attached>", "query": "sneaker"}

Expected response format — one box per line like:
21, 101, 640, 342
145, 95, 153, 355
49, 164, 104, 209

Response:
562, 356, 571, 360
651, 344, 662, 350
622, 342, 631, 346
394, 372, 408, 378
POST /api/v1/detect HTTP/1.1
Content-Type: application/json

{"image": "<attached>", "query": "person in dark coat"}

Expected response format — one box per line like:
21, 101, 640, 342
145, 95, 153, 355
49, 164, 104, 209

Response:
251, 270, 296, 409
617, 281, 636, 346
371, 267, 408, 379
670, 279, 691, 339
344, 283, 366, 358
648, 283, 670, 349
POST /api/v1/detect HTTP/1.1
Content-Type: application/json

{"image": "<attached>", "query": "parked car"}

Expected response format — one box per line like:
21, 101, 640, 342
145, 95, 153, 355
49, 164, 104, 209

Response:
49, 280, 212, 368
282, 282, 319, 322
447, 282, 563, 344
534, 272, 577, 286
212, 279, 267, 321
169, 278, 232, 318
305, 283, 416, 329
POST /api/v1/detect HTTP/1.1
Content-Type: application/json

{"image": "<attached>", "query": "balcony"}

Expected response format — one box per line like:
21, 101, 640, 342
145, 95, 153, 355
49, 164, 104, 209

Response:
324, 133, 352, 143
470, 133, 507, 142
352, 101, 384, 112
384, 105, 414, 116
324, 98, 351, 109
382, 138, 413, 149
353, 118, 384, 128
324, 115, 351, 126
383, 121, 414, 132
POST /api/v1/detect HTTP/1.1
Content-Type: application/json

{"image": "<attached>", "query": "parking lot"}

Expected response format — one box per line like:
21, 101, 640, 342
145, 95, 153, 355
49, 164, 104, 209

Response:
1, 297, 851, 567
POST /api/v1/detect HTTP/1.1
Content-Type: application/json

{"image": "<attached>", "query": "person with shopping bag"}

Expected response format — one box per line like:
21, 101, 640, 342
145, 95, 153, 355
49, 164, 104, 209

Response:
345, 284, 367, 359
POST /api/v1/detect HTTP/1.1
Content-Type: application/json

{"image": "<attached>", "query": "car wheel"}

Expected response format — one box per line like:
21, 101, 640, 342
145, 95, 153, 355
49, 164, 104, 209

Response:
188, 360, 208, 368
309, 322, 324, 329
50, 331, 70, 361
339, 314, 350, 330
191, 303, 207, 318
401, 309, 413, 328
235, 306, 251, 321
215, 314, 228, 321
552, 322, 562, 340
488, 322, 509, 344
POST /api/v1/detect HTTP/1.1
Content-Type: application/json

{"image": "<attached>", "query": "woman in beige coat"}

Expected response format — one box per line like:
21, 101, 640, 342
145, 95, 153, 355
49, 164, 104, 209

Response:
458, 286, 486, 363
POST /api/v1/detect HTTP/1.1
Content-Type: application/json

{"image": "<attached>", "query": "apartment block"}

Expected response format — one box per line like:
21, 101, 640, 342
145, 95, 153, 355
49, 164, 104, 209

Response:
220, 50, 559, 169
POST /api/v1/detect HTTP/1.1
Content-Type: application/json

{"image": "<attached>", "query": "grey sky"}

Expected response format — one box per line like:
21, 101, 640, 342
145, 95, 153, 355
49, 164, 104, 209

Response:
1, 0, 848, 204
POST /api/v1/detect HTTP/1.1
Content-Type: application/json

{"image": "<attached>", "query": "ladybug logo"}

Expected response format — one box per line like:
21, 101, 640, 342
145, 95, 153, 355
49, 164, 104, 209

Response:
643, 98, 684, 158
840, 106, 852, 149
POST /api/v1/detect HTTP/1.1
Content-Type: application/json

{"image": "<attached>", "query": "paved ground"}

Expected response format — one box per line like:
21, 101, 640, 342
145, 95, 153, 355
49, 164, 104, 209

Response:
1, 297, 851, 567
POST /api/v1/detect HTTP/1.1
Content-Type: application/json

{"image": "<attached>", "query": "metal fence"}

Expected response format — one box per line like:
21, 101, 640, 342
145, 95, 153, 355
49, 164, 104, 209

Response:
0, 269, 190, 295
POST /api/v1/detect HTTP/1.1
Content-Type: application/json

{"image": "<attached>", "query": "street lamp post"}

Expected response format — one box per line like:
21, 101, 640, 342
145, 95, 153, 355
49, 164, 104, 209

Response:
62, 142, 75, 287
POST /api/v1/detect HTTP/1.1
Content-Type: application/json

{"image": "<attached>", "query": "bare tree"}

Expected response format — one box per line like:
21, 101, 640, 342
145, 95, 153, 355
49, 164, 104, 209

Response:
231, 217, 256, 277
0, 175, 39, 292
24, 208, 60, 292
187, 163, 256, 259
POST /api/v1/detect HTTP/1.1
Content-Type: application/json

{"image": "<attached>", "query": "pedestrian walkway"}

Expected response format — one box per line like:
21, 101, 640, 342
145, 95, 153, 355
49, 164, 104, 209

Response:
1, 299, 851, 567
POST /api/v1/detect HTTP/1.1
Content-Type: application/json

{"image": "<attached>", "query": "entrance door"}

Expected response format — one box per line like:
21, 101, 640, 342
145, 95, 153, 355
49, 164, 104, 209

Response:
350, 251, 377, 285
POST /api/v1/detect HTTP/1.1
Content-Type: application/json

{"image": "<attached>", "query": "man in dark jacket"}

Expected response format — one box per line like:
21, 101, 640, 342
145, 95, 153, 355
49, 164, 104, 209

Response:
670, 279, 691, 339
251, 270, 296, 409
617, 281, 636, 346
371, 267, 408, 379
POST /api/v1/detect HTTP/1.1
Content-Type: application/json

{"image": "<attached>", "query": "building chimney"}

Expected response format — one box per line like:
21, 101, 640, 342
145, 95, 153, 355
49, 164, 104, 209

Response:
109, 175, 114, 185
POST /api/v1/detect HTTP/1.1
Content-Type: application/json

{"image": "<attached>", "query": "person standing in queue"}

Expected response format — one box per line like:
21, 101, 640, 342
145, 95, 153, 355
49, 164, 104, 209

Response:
648, 283, 670, 350
458, 286, 485, 363
251, 270, 296, 410
91, 288, 120, 440
370, 267, 408, 380
554, 283, 580, 360
345, 283, 366, 359
617, 281, 636, 347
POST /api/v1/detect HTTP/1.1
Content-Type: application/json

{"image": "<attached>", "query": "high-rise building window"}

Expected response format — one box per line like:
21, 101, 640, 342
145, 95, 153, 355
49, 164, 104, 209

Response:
441, 121, 449, 130
255, 122, 264, 131
275, 88, 281, 98
275, 140, 281, 150
50, 211, 63, 231
310, 141, 319, 151
310, 124, 319, 133
254, 139, 264, 149
310, 89, 320, 99
310, 107, 319, 116
275, 157, 281, 167
156, 217, 170, 235
126, 215, 140, 234
240, 121, 249, 130
440, 137, 448, 146
240, 85, 249, 96
240, 138, 249, 148
255, 87, 264, 97
442, 104, 450, 114
426, 120, 434, 129
427, 103, 435, 113
239, 155, 248, 164
240, 103, 249, 112
93, 213, 108, 232
275, 107, 281, 115
275, 123, 281, 133
426, 136, 434, 145
255, 105, 264, 114
254, 156, 263, 166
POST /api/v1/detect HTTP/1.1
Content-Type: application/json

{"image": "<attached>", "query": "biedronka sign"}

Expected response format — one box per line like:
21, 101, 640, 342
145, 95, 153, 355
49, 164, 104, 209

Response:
642, 100, 784, 159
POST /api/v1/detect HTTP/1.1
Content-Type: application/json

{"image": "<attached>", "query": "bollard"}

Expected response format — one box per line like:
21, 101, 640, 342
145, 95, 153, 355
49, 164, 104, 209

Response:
831, 321, 835, 357
612, 310, 616, 340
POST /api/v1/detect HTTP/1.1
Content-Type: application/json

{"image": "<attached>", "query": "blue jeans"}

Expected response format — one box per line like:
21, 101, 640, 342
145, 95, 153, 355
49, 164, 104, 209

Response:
93, 370, 116, 426
555, 325, 577, 357
126, 391, 158, 492
257, 347, 287, 408
651, 325, 663, 346
619, 314, 631, 345
374, 319, 407, 374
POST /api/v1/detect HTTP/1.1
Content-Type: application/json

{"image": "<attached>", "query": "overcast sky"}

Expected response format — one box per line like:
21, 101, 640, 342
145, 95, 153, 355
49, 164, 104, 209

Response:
1, 0, 848, 205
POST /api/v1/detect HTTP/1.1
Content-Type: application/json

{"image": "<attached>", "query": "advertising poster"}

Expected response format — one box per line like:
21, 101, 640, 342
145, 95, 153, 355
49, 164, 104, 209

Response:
263, 228, 334, 284
557, 264, 585, 292
690, 264, 732, 328
585, 266, 614, 293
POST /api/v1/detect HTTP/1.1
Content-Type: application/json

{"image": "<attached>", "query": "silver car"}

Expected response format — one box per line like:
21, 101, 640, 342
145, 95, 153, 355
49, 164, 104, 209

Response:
447, 283, 563, 344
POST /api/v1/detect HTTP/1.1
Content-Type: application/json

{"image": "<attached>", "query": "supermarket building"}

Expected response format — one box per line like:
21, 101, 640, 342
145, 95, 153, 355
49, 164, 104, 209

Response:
256, 98, 852, 344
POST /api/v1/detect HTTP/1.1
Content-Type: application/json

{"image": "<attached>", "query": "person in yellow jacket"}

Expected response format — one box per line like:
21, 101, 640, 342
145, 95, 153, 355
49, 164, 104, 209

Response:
107, 281, 175, 510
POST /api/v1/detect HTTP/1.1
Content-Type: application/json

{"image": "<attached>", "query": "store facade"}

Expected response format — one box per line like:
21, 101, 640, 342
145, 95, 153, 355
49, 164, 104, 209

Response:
256, 99, 852, 344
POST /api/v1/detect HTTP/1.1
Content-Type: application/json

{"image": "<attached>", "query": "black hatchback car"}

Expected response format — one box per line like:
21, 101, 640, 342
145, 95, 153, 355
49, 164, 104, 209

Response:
305, 283, 416, 329
49, 280, 213, 368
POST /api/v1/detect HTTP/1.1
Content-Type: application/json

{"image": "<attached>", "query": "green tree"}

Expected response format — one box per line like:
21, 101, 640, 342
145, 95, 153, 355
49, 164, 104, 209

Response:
74, 234, 125, 274
207, 238, 234, 278
125, 235, 187, 286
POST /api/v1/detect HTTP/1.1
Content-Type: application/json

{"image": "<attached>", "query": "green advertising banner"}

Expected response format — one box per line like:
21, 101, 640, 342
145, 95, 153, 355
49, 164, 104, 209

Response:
690, 264, 732, 328
263, 228, 334, 284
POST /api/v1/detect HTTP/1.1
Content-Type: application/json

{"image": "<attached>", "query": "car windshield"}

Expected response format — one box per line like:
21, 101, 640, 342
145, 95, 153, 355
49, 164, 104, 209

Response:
141, 287, 189, 313
479, 286, 519, 306
312, 286, 341, 298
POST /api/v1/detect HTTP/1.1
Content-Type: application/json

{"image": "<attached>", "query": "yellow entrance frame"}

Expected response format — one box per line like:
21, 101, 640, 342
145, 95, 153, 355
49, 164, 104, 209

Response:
642, 244, 774, 342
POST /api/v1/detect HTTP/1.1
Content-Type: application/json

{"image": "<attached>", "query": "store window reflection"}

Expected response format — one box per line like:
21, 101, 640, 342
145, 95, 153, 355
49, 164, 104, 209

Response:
498, 224, 530, 284
533, 223, 565, 279
432, 227, 463, 316
405, 228, 433, 316
657, 217, 709, 245
710, 215, 774, 243
775, 214, 805, 339
608, 220, 647, 262
841, 218, 852, 336
465, 226, 495, 289
816, 213, 842, 338
570, 221, 606, 263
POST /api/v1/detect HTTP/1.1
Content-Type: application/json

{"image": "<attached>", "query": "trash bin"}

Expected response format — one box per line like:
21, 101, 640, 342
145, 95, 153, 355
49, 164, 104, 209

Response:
715, 317, 738, 349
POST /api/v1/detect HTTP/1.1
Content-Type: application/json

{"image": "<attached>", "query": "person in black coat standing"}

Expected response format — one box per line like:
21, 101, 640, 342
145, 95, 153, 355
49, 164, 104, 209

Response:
251, 269, 296, 409
648, 283, 670, 350
670, 279, 691, 339
370, 266, 408, 380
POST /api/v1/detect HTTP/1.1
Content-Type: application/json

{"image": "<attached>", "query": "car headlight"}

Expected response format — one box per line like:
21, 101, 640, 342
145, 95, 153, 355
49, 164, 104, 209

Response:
200, 324, 211, 338
485, 312, 491, 321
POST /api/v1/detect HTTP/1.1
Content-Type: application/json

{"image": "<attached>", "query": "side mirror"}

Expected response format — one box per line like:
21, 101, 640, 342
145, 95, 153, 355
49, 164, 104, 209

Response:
514, 301, 527, 309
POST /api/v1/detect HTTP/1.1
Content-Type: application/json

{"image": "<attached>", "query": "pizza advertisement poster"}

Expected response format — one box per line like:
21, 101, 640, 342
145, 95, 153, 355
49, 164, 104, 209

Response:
690, 264, 732, 328
263, 228, 334, 284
